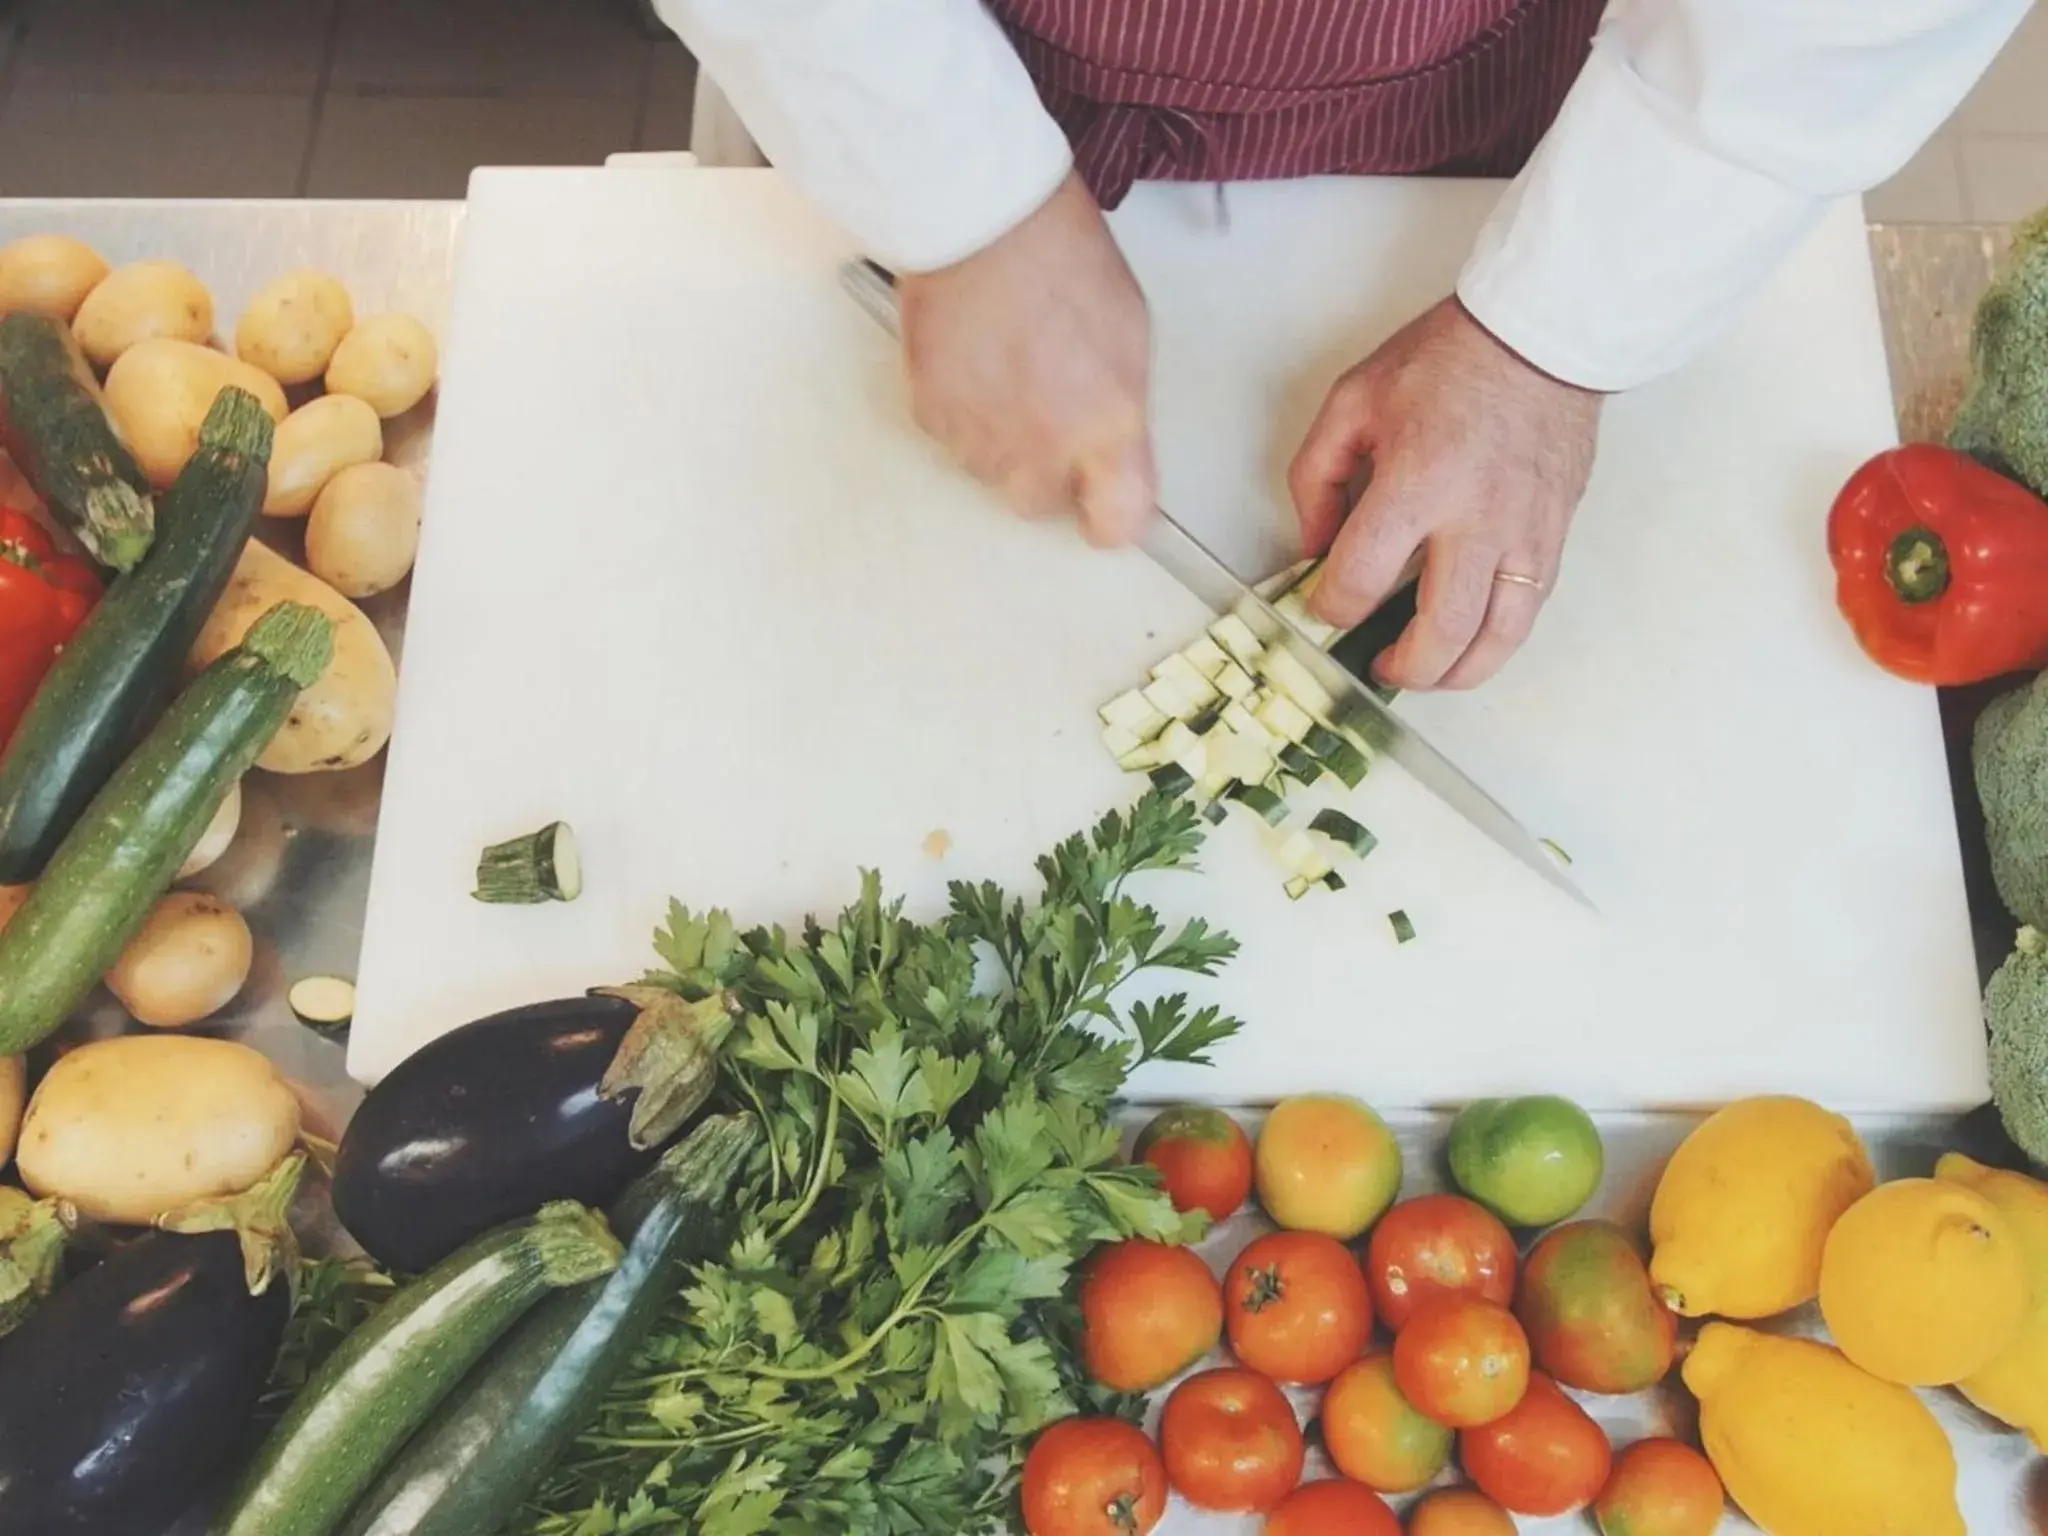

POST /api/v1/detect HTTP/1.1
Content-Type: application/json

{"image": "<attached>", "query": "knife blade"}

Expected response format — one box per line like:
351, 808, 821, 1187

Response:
837, 258, 1593, 910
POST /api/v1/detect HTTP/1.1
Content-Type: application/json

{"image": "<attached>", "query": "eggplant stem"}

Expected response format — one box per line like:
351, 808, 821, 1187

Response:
594, 985, 734, 1150
156, 1152, 306, 1295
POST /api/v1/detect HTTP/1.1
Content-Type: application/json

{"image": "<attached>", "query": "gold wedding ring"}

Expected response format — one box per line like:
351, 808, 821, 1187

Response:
1492, 570, 1547, 592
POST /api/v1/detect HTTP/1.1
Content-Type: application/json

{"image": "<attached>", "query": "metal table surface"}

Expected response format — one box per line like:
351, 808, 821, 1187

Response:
0, 199, 2040, 1530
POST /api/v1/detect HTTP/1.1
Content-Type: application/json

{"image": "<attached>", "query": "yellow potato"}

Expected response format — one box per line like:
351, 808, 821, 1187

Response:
305, 461, 421, 597
72, 259, 215, 368
0, 234, 111, 321
16, 1034, 299, 1224
234, 269, 355, 386
0, 1056, 24, 1170
188, 776, 289, 910
104, 338, 288, 489
264, 394, 383, 517
176, 779, 243, 879
325, 313, 438, 417
105, 892, 253, 1029
191, 538, 396, 773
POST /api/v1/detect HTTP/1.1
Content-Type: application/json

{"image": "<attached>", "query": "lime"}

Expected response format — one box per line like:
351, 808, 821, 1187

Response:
1447, 1095, 1603, 1227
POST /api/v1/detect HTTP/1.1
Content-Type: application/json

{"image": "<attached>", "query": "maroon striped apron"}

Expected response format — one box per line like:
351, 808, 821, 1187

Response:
985, 0, 1606, 208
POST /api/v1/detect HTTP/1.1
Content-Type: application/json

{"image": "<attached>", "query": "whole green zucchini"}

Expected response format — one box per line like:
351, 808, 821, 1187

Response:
0, 385, 274, 882
0, 601, 331, 1053
0, 312, 153, 569
216, 1201, 622, 1536
336, 1114, 760, 1536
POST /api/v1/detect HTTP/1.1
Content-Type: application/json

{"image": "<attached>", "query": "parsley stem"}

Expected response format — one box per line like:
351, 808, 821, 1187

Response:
769, 1080, 842, 1244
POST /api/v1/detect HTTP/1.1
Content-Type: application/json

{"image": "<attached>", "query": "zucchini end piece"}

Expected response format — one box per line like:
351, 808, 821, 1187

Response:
527, 1201, 625, 1287
240, 601, 336, 689
474, 820, 582, 904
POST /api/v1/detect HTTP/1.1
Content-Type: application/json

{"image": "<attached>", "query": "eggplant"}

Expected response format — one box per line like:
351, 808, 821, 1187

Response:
332, 986, 727, 1273
0, 1226, 288, 1536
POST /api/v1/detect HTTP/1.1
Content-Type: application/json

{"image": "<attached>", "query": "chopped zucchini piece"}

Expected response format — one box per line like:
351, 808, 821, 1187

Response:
1208, 613, 1264, 668
1147, 763, 1193, 798
1202, 799, 1228, 826
1141, 677, 1201, 722
1219, 701, 1266, 743
1313, 736, 1371, 790
1254, 693, 1316, 744
1183, 704, 1223, 738
1388, 909, 1416, 944
288, 975, 356, 1036
1277, 743, 1324, 783
1226, 783, 1290, 827
1257, 645, 1337, 720
1310, 809, 1378, 860
1180, 635, 1230, 680
1101, 723, 1147, 760
1283, 875, 1313, 902
1274, 588, 1342, 648
1098, 688, 1164, 733
1540, 837, 1573, 867
474, 822, 581, 904
1275, 829, 1330, 882
1320, 870, 1347, 892
1149, 652, 1219, 706
1205, 725, 1277, 786
1212, 661, 1257, 701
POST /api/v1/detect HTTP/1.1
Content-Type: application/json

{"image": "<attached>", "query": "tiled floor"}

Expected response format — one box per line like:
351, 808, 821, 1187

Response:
0, 0, 2041, 220
0, 0, 692, 199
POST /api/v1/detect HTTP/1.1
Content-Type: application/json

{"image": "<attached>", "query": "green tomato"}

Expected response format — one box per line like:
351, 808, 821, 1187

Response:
1447, 1095, 1603, 1228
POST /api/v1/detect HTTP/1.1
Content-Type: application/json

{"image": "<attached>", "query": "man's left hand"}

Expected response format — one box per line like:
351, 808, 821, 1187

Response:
1289, 297, 1602, 690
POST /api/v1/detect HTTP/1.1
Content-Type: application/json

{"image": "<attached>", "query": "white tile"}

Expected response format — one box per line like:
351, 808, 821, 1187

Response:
331, 0, 648, 96
306, 92, 638, 198
10, 0, 336, 94
0, 91, 312, 196
638, 38, 696, 152
1867, 134, 1968, 223
1960, 134, 2048, 223
1957, 3, 2048, 137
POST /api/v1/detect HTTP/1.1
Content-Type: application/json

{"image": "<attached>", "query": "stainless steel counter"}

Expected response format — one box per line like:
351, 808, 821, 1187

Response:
0, 199, 2039, 1531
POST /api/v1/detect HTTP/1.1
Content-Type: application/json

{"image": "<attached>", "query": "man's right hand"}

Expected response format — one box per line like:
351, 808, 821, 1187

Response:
898, 171, 1156, 547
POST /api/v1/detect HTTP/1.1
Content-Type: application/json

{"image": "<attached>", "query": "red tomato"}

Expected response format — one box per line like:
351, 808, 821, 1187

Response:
1364, 1194, 1518, 1332
1406, 1486, 1519, 1536
1134, 1106, 1255, 1222
1263, 1478, 1400, 1535
1460, 1372, 1613, 1516
1319, 1354, 1453, 1494
1080, 1240, 1223, 1392
1021, 1417, 1168, 1536
1158, 1366, 1305, 1513
1393, 1297, 1530, 1428
1224, 1231, 1373, 1385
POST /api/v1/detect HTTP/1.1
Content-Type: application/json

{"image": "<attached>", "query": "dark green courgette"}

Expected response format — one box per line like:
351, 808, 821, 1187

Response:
337, 1114, 760, 1536
0, 386, 274, 882
0, 601, 331, 1053
216, 1201, 621, 1536
0, 312, 153, 569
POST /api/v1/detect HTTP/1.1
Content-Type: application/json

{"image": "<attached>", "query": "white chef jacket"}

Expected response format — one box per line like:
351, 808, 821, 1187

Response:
653, 0, 2030, 392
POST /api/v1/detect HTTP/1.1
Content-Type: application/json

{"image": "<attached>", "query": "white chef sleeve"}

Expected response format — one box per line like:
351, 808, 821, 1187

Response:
651, 0, 1074, 274
1458, 0, 2033, 392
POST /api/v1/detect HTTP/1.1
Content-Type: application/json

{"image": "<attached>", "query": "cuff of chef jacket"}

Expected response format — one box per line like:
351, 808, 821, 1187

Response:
1455, 44, 1828, 395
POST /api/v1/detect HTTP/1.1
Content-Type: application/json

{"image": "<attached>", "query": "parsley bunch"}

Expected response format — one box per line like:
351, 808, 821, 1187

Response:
523, 791, 1241, 1535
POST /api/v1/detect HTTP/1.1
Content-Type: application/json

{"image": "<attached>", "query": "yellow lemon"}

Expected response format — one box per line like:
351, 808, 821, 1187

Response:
1649, 1096, 1874, 1318
1682, 1323, 1964, 1536
1817, 1176, 2027, 1385
1937, 1152, 2048, 1447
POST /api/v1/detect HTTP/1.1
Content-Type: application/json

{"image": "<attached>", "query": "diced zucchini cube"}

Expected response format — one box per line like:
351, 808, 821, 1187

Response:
1255, 693, 1316, 744
1208, 614, 1264, 668
1180, 635, 1231, 680
1213, 662, 1257, 701
1098, 688, 1163, 732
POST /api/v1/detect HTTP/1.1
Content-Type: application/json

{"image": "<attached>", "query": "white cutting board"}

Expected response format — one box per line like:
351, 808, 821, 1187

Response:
351, 167, 1985, 1113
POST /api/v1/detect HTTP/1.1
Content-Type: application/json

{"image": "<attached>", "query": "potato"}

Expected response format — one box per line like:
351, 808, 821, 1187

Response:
177, 779, 242, 879
0, 234, 111, 322
325, 313, 438, 417
305, 461, 421, 597
16, 1035, 298, 1224
234, 269, 354, 386
0, 1056, 24, 1170
192, 538, 395, 773
72, 259, 215, 368
264, 394, 382, 518
105, 892, 253, 1029
104, 338, 289, 489
189, 777, 288, 910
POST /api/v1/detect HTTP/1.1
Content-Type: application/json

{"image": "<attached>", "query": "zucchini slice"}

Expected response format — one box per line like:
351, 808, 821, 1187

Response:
474, 822, 581, 905
1310, 809, 1378, 860
1388, 909, 1417, 944
1225, 783, 1289, 827
289, 975, 357, 1037
1147, 763, 1193, 798
1276, 743, 1324, 784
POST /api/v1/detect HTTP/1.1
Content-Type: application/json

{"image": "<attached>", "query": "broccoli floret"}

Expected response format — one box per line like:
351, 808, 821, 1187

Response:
1987, 927, 2048, 1165
1974, 669, 2048, 931
1950, 206, 2048, 501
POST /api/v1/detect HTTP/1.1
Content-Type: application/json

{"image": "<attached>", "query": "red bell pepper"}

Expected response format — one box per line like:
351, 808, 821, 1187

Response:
0, 508, 101, 745
1826, 444, 2048, 686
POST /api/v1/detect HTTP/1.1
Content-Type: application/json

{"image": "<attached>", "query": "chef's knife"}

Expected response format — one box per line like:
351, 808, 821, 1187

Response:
838, 258, 1593, 910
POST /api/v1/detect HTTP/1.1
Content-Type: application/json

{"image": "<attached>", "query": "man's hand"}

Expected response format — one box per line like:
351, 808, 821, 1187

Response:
898, 172, 1154, 547
1290, 298, 1602, 690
